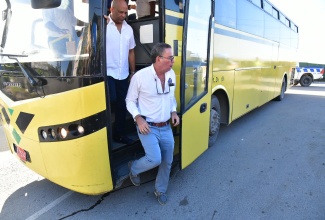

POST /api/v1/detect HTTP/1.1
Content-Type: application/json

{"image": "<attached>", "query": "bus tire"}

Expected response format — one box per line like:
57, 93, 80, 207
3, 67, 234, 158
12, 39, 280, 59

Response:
300, 75, 312, 87
209, 95, 221, 147
275, 77, 286, 101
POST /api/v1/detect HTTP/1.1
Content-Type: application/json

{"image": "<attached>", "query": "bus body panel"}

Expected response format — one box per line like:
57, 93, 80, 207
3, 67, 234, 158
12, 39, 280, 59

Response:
165, 10, 184, 112
258, 42, 278, 106
181, 94, 210, 168
164, 10, 184, 158
0, 110, 49, 177
41, 128, 112, 195
0, 82, 113, 194
212, 20, 296, 123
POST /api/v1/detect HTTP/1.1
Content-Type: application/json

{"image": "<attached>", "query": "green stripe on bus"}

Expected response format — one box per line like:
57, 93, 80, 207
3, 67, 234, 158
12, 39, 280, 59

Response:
8, 108, 14, 115
12, 129, 21, 144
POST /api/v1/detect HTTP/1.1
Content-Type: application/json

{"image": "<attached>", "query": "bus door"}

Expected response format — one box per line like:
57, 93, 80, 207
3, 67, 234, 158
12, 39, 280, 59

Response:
180, 0, 212, 169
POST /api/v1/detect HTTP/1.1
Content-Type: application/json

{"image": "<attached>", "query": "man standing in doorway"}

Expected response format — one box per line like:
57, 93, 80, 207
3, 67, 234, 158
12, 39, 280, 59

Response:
106, 0, 136, 144
126, 43, 180, 205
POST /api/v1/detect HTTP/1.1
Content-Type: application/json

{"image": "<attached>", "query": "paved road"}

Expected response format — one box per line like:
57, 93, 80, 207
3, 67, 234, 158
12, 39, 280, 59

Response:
1, 83, 325, 220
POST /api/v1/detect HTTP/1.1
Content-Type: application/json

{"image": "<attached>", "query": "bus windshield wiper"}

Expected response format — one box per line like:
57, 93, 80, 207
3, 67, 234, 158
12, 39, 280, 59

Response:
1, 53, 43, 87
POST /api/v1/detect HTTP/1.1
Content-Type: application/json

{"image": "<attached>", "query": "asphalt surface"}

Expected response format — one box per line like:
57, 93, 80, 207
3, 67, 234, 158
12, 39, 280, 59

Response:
0, 83, 325, 220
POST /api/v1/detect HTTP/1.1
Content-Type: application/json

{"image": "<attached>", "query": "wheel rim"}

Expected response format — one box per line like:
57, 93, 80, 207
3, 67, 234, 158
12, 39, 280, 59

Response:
303, 77, 311, 85
210, 108, 220, 136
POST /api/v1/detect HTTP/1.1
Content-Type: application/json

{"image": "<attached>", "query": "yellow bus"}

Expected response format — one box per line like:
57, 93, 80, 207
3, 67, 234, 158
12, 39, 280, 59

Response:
0, 0, 298, 194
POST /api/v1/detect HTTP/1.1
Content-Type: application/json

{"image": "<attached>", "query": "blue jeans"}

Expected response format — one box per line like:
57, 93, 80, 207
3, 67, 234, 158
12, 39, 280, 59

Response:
131, 124, 174, 193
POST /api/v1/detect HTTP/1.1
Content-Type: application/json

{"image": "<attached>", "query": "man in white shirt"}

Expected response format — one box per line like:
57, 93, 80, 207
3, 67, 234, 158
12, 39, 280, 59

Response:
106, 0, 136, 144
126, 43, 180, 205
42, 0, 77, 54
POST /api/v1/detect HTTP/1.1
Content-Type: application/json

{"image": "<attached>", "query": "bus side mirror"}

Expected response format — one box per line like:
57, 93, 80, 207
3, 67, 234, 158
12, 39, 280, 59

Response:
31, 0, 62, 9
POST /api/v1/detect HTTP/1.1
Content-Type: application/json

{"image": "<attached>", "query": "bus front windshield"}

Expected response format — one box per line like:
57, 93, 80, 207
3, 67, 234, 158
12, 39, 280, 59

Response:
0, 0, 101, 77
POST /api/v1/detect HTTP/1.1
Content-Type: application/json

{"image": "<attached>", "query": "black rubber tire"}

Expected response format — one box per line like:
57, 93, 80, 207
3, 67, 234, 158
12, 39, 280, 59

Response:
275, 77, 286, 101
300, 75, 312, 87
209, 95, 221, 147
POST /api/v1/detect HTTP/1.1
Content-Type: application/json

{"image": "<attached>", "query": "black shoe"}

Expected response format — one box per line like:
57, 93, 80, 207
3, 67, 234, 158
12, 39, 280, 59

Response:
114, 135, 133, 144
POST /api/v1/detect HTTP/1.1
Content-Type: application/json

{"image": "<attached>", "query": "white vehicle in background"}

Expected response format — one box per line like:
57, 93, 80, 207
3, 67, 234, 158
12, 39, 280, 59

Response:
293, 67, 324, 87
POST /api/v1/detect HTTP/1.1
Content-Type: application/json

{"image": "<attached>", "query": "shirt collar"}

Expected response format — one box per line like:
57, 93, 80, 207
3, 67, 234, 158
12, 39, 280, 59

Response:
150, 65, 158, 80
150, 64, 171, 79
108, 14, 127, 27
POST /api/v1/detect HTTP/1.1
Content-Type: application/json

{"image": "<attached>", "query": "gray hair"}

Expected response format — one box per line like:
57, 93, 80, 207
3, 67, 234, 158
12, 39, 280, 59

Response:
150, 43, 172, 63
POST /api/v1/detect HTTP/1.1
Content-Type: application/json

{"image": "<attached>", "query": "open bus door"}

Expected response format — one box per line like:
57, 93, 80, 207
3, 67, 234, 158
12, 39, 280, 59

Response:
180, 0, 212, 169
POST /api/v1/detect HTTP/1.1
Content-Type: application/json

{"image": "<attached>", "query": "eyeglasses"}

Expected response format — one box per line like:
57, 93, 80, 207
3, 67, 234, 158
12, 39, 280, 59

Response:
155, 79, 170, 95
159, 56, 174, 61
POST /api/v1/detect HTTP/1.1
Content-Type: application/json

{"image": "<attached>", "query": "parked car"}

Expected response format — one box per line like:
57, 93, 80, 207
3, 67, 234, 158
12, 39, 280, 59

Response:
293, 67, 324, 87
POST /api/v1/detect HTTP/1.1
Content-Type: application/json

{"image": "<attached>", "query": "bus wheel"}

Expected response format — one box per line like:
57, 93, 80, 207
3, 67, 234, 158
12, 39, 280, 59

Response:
300, 75, 312, 87
209, 95, 221, 147
275, 77, 286, 101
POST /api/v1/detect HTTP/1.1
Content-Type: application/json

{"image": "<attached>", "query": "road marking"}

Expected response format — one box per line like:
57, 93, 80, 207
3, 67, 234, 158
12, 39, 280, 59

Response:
25, 191, 74, 220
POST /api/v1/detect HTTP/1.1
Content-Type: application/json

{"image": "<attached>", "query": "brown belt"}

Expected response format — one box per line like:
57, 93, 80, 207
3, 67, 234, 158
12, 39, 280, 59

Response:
147, 120, 169, 127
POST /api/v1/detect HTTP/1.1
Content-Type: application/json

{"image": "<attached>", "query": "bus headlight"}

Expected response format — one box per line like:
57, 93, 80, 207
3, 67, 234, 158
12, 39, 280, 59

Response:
49, 128, 56, 139
58, 127, 68, 139
69, 124, 85, 136
77, 125, 84, 134
37, 110, 105, 142
40, 130, 47, 139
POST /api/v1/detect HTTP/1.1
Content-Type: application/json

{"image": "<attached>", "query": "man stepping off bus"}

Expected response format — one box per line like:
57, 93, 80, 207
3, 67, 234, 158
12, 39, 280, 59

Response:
126, 42, 180, 205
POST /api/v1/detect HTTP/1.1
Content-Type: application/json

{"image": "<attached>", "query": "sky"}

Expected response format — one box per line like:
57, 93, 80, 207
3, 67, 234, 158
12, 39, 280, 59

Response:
270, 0, 325, 64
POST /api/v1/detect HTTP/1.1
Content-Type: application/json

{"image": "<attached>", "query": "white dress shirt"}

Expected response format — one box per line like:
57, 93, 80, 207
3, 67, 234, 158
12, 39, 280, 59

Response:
106, 15, 136, 80
42, 6, 76, 38
126, 65, 177, 123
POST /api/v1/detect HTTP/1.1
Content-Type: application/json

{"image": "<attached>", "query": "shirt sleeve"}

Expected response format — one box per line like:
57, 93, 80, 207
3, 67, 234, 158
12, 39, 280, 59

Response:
129, 28, 136, 50
126, 74, 140, 118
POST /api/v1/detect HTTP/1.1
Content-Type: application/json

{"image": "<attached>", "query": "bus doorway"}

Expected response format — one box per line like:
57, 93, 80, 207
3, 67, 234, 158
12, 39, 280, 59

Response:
105, 0, 164, 188
107, 15, 162, 151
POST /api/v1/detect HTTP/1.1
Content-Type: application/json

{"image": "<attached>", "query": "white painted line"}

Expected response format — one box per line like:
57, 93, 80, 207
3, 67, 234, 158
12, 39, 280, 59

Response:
25, 191, 74, 220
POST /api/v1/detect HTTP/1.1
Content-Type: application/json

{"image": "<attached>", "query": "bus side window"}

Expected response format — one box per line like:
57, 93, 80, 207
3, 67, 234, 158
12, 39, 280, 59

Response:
166, 0, 184, 12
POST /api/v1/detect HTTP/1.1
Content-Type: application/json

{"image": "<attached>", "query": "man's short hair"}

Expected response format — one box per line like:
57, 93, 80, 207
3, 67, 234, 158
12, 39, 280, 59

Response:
111, 0, 128, 8
151, 43, 172, 63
